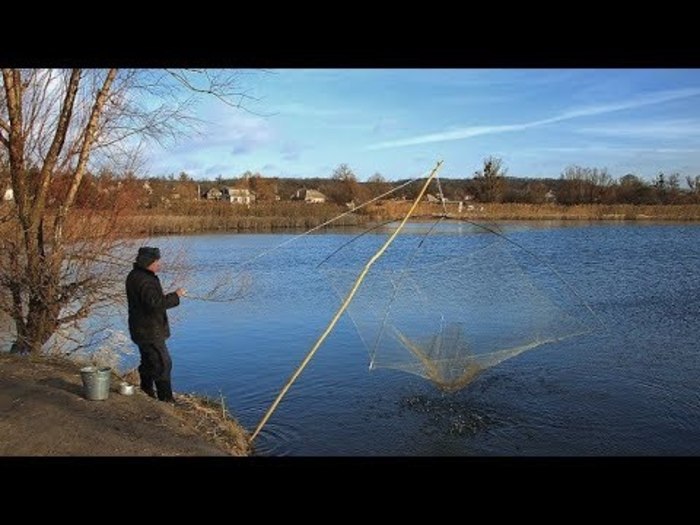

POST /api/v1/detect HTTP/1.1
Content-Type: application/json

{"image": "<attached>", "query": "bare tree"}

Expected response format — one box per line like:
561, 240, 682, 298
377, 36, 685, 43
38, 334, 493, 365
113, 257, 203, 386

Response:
0, 69, 252, 354
248, 174, 278, 202
687, 175, 700, 203
331, 163, 357, 182
666, 172, 682, 204
325, 163, 367, 204
651, 171, 682, 204
366, 172, 385, 183
558, 165, 613, 204
365, 172, 393, 200
473, 156, 507, 202
617, 173, 654, 204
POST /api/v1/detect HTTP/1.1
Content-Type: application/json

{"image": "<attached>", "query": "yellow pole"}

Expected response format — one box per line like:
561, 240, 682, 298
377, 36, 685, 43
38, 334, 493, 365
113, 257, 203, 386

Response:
249, 161, 443, 444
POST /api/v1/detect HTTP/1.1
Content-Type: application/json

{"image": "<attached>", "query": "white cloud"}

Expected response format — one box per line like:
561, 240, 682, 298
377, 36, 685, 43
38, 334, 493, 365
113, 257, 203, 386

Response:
579, 119, 700, 139
372, 117, 402, 135
441, 94, 514, 105
220, 115, 276, 155
272, 102, 354, 118
204, 164, 232, 176
535, 145, 698, 154
368, 87, 700, 150
280, 141, 303, 161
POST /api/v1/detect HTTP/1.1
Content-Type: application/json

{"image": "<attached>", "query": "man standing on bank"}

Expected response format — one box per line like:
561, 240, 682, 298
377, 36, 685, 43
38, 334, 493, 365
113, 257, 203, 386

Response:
126, 246, 186, 403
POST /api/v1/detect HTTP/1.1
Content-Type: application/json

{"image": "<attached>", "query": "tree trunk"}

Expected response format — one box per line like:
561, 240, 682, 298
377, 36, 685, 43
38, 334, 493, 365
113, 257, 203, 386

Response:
11, 304, 58, 354
10, 263, 62, 354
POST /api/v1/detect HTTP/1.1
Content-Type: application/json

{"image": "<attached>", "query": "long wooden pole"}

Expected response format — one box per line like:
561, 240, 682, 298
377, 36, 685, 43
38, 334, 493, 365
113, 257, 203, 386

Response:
249, 161, 444, 444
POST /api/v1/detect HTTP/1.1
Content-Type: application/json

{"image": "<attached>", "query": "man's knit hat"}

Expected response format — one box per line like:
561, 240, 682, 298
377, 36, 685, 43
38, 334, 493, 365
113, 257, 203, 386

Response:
136, 246, 161, 268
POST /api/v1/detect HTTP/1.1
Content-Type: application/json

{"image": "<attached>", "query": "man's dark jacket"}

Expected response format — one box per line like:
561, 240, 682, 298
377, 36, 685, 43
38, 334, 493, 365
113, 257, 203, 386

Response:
125, 263, 180, 344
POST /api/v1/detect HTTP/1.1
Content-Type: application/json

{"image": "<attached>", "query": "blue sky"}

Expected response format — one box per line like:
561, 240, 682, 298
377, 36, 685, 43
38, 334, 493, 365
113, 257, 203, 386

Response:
145, 69, 700, 182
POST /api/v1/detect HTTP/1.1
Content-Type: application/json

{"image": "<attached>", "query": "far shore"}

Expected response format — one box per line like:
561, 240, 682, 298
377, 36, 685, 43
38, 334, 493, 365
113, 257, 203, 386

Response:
114, 203, 700, 236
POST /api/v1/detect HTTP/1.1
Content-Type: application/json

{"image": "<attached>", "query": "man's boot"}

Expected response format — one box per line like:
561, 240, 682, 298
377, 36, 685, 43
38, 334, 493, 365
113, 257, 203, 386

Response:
140, 376, 156, 398
155, 379, 174, 403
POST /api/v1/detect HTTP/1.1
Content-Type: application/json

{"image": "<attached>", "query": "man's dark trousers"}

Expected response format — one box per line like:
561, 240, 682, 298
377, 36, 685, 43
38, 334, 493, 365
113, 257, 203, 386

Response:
137, 341, 173, 401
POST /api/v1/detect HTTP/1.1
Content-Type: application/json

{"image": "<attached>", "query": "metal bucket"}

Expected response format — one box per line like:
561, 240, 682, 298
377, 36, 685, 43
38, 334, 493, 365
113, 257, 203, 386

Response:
119, 382, 134, 396
80, 366, 112, 401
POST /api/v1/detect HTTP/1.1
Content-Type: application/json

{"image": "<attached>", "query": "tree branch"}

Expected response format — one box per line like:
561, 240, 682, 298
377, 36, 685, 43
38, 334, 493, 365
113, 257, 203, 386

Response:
1, 67, 257, 354
2, 69, 29, 230
53, 69, 116, 245
30, 69, 81, 229
165, 69, 267, 116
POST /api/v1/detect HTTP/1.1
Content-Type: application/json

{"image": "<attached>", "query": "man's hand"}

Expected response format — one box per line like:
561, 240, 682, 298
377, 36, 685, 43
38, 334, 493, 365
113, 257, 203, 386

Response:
176, 288, 187, 297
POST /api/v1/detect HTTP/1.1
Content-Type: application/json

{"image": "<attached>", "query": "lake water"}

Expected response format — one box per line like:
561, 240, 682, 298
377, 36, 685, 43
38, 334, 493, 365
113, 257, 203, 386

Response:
14, 221, 700, 456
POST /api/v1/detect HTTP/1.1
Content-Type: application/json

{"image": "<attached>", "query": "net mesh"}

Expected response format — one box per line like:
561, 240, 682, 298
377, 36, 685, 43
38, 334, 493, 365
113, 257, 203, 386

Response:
320, 219, 596, 391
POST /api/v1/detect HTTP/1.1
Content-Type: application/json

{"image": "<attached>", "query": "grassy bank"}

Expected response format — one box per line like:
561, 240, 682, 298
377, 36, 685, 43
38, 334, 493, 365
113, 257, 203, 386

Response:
116, 202, 700, 235
366, 201, 700, 221
118, 202, 371, 235
0, 352, 250, 456
116, 367, 249, 455
173, 392, 250, 455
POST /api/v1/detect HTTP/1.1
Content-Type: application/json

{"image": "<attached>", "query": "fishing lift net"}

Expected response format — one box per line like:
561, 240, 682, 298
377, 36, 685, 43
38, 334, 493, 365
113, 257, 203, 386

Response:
319, 219, 597, 392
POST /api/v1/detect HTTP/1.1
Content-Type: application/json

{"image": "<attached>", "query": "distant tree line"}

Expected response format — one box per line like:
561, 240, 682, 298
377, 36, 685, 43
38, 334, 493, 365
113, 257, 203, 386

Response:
7, 158, 699, 212
394, 157, 700, 205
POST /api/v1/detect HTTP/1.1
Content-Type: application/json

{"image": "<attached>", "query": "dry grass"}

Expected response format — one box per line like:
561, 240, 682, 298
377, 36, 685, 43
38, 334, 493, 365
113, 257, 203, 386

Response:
121, 368, 141, 385
79, 202, 700, 237
0, 352, 250, 456
112, 368, 250, 455
367, 202, 700, 221
174, 393, 250, 456
64, 355, 250, 456
116, 202, 369, 235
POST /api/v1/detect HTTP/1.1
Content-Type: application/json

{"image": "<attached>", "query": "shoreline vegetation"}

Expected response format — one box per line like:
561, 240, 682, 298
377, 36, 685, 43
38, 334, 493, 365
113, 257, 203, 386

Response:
116, 367, 250, 455
0, 352, 250, 456
117, 202, 700, 236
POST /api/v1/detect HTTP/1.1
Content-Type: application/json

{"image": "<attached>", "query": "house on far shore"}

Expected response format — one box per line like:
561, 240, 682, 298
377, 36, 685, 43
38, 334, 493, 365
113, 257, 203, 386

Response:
3, 188, 13, 201
292, 188, 327, 204
425, 193, 440, 203
221, 187, 256, 205
545, 190, 557, 203
204, 187, 223, 200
